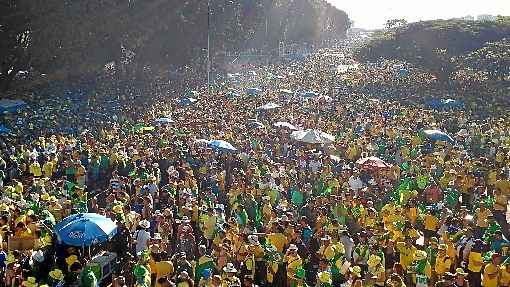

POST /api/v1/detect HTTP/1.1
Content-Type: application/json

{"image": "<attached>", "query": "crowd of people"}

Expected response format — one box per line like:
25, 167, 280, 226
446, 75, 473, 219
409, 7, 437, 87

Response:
0, 46, 508, 287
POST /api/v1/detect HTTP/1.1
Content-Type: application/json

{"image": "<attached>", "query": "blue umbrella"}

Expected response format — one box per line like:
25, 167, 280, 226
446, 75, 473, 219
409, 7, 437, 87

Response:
246, 88, 261, 96
176, 98, 197, 105
208, 140, 237, 152
0, 125, 11, 134
423, 129, 455, 145
55, 213, 117, 246
302, 91, 318, 98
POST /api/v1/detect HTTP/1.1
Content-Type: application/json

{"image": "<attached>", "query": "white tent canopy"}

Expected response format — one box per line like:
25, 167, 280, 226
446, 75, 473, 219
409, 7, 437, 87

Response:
290, 129, 335, 144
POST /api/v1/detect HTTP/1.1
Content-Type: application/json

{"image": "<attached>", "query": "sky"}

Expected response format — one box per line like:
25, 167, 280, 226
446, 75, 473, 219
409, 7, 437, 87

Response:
329, 0, 510, 29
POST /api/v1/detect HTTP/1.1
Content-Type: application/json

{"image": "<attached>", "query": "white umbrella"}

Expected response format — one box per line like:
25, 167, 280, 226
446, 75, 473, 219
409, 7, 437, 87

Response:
258, 103, 282, 110
290, 129, 335, 144
154, 117, 175, 124
274, 122, 298, 130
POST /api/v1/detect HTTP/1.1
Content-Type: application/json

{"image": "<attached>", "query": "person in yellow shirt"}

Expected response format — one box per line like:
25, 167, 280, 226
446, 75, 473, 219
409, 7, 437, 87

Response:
29, 161, 42, 177
467, 240, 484, 287
500, 261, 510, 287
482, 253, 501, 287
396, 238, 417, 270
423, 209, 439, 244
475, 204, 492, 238
14, 222, 32, 237
284, 244, 302, 287
434, 244, 452, 279
266, 226, 288, 253
42, 159, 54, 178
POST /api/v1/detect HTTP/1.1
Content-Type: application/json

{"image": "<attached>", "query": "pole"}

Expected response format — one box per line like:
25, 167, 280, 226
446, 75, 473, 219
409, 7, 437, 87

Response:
207, 0, 211, 89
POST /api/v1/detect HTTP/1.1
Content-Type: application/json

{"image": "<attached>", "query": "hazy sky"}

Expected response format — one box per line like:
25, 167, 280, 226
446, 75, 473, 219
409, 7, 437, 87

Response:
330, 0, 510, 29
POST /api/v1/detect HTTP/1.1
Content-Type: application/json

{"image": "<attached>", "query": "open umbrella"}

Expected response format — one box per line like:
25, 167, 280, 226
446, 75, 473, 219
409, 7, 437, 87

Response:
246, 88, 262, 96
176, 98, 197, 105
0, 125, 11, 134
258, 103, 282, 110
290, 129, 335, 144
208, 140, 237, 152
274, 122, 298, 130
302, 91, 318, 98
356, 156, 391, 169
423, 129, 455, 145
55, 213, 117, 246
248, 121, 265, 129
154, 117, 175, 124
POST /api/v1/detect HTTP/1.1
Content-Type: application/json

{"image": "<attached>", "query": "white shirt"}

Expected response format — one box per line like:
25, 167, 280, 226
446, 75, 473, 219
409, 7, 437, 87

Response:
348, 176, 364, 191
134, 229, 151, 255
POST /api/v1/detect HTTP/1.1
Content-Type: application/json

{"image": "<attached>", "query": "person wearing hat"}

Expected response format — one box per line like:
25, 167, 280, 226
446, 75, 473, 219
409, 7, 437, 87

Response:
285, 244, 303, 287
412, 250, 431, 287
482, 253, 501, 287
49, 268, 65, 286
133, 265, 151, 287
134, 220, 151, 256
368, 254, 386, 287
453, 268, 469, 287
317, 235, 346, 285
221, 263, 241, 286
245, 235, 265, 282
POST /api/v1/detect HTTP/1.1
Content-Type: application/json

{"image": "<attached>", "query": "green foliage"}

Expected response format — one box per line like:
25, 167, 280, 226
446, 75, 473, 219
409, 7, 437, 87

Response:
355, 19, 510, 81
1, 0, 351, 92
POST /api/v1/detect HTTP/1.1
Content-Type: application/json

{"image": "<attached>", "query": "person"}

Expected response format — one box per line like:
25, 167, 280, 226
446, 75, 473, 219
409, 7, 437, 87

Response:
453, 268, 469, 287
134, 220, 151, 256
435, 272, 455, 287
482, 253, 501, 287
467, 240, 484, 287
221, 263, 241, 286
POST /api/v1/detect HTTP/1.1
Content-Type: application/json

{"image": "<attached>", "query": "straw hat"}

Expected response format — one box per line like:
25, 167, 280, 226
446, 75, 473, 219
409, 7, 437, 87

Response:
288, 244, 298, 251
248, 235, 259, 245
49, 269, 64, 281
318, 271, 332, 284
22, 277, 37, 287
367, 254, 382, 267
223, 263, 237, 273
65, 255, 79, 268
455, 268, 468, 276
139, 220, 150, 229
5, 253, 16, 265
349, 265, 362, 278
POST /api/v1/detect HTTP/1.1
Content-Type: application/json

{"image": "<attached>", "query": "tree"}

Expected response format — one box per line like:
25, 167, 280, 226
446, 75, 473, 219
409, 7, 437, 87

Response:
355, 19, 510, 82
385, 19, 408, 30
0, 0, 31, 92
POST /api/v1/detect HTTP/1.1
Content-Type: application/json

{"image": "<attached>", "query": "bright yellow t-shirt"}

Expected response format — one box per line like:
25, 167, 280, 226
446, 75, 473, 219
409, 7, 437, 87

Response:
467, 252, 484, 272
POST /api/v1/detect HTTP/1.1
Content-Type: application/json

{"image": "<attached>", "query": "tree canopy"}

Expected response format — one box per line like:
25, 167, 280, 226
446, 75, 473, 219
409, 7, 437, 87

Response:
355, 17, 510, 82
0, 0, 351, 93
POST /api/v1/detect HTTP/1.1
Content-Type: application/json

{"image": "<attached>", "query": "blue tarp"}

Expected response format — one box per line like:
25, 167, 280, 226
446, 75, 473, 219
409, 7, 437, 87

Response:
426, 99, 464, 110
0, 99, 27, 113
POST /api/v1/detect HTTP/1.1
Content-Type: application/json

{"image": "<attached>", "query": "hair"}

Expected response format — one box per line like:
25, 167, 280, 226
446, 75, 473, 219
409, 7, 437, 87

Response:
70, 262, 83, 272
